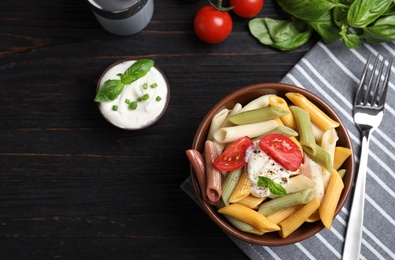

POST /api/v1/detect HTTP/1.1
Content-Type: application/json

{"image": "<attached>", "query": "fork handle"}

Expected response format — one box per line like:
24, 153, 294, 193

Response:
342, 130, 371, 260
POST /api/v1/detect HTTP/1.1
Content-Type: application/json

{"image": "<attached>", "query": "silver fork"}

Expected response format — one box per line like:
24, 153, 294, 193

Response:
342, 55, 393, 260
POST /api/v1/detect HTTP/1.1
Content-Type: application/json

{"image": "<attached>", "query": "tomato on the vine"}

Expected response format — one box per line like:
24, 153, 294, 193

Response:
194, 5, 232, 44
230, 0, 264, 18
214, 136, 254, 171
259, 134, 302, 171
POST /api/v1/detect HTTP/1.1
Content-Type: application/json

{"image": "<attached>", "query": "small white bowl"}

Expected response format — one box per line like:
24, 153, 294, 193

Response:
96, 59, 170, 130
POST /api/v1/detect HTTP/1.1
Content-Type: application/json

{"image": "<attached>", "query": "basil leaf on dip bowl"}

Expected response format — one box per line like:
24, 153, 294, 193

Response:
95, 59, 170, 130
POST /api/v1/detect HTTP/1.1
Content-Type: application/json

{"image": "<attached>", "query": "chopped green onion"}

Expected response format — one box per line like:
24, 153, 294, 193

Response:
137, 97, 142, 102
150, 83, 158, 89
141, 94, 150, 101
125, 99, 130, 104
112, 105, 118, 111
129, 101, 137, 110
156, 96, 162, 101
143, 83, 148, 89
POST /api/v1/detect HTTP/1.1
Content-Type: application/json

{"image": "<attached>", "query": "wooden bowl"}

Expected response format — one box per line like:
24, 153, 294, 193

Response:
190, 82, 355, 246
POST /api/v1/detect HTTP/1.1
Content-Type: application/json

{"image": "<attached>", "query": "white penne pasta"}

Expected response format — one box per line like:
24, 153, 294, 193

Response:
238, 94, 274, 113
207, 108, 229, 141
284, 175, 316, 194
213, 120, 278, 143
319, 169, 344, 229
213, 103, 243, 155
304, 155, 325, 202
312, 123, 324, 143
320, 128, 338, 190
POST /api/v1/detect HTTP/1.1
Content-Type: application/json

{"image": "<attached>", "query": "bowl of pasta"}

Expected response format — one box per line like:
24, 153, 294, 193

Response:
186, 82, 355, 246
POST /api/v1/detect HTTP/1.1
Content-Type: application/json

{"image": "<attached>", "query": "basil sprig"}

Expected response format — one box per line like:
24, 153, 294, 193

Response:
257, 176, 286, 197
249, 0, 395, 50
94, 59, 154, 102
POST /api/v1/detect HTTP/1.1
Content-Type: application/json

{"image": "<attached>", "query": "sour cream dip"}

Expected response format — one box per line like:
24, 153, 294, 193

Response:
97, 60, 169, 130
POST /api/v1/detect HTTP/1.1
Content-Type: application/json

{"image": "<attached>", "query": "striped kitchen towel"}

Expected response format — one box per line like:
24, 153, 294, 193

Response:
181, 39, 395, 260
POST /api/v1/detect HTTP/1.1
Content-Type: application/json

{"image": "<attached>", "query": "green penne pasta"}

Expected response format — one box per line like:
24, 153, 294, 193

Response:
306, 144, 333, 173
338, 169, 346, 179
228, 106, 289, 125
221, 168, 243, 206
258, 188, 316, 216
290, 106, 317, 155
253, 126, 299, 141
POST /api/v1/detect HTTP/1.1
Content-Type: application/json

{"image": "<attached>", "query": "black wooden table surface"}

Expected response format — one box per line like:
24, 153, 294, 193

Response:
0, 1, 317, 259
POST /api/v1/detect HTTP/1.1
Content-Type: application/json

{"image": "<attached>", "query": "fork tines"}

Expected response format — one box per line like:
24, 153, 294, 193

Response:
355, 54, 393, 108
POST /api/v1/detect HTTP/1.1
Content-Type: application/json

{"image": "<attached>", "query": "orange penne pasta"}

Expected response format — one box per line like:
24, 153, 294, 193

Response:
333, 146, 352, 170
229, 168, 251, 203
286, 92, 340, 131
269, 95, 297, 130
278, 198, 320, 238
319, 169, 344, 229
218, 203, 280, 232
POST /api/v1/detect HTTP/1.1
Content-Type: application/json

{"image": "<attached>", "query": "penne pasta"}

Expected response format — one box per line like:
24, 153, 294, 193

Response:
304, 155, 325, 202
269, 95, 297, 130
284, 175, 316, 194
290, 106, 317, 155
186, 149, 208, 202
213, 120, 278, 143
333, 146, 352, 170
207, 108, 229, 141
308, 144, 333, 174
319, 169, 344, 229
218, 203, 280, 232
278, 197, 320, 238
258, 188, 316, 216
286, 92, 340, 131
238, 94, 274, 113
228, 106, 289, 125
204, 140, 222, 205
266, 205, 303, 224
320, 128, 338, 189
237, 194, 265, 209
221, 168, 243, 206
229, 168, 252, 203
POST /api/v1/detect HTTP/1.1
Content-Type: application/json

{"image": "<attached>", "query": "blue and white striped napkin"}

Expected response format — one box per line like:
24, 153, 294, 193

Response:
181, 39, 395, 260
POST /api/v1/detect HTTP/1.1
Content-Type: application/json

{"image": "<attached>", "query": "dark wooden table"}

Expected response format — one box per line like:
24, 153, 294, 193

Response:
0, 1, 317, 259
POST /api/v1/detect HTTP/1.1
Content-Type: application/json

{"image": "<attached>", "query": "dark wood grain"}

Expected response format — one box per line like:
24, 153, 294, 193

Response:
0, 0, 317, 259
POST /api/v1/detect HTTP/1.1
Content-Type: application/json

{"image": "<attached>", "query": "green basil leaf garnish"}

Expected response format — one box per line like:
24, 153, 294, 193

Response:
94, 59, 155, 103
257, 176, 287, 197
94, 79, 124, 102
122, 59, 155, 84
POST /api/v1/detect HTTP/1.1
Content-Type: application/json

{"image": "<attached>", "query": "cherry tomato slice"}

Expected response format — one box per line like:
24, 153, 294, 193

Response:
214, 136, 254, 171
259, 134, 302, 171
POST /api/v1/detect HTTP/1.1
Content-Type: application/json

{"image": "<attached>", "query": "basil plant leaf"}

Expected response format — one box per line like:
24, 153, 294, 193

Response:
308, 11, 341, 43
122, 59, 155, 84
347, 0, 393, 28
257, 176, 287, 197
341, 33, 362, 48
249, 18, 312, 51
363, 15, 395, 44
94, 79, 124, 102
276, 0, 337, 21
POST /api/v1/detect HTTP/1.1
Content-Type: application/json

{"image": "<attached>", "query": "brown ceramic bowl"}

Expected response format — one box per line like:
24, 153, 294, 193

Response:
190, 82, 355, 246
96, 59, 170, 130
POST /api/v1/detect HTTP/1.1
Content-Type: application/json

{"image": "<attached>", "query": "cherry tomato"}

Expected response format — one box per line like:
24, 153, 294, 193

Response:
230, 0, 264, 18
259, 134, 302, 171
194, 5, 232, 44
214, 136, 254, 171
